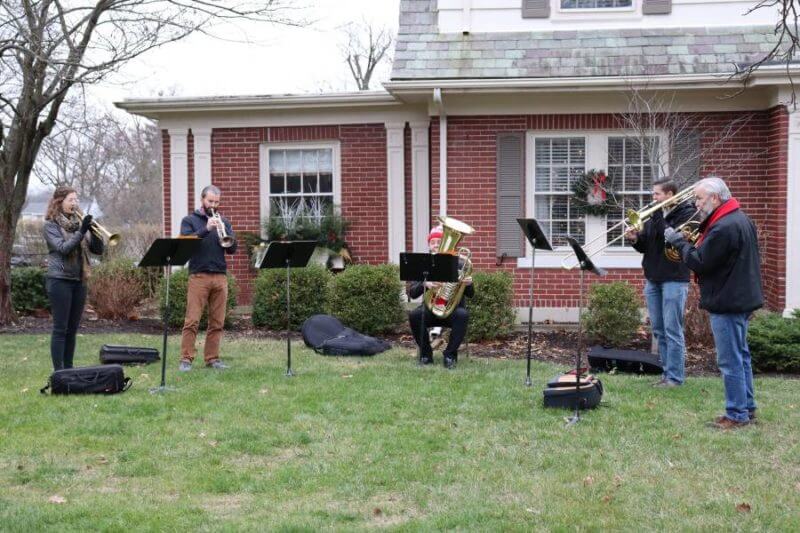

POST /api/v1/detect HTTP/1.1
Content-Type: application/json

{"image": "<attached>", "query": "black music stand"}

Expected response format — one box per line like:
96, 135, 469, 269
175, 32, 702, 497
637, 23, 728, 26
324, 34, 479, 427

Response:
517, 218, 554, 387
399, 252, 459, 366
257, 241, 317, 377
139, 237, 202, 393
564, 236, 606, 425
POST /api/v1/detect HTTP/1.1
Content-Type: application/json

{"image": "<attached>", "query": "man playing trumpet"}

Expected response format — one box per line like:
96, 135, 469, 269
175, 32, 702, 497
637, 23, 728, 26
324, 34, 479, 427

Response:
178, 185, 238, 371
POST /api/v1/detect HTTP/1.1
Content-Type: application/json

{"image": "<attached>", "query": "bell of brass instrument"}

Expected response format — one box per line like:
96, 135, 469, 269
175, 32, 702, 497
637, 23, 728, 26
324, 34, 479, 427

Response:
664, 208, 703, 262
210, 208, 234, 248
423, 216, 475, 319
74, 207, 120, 247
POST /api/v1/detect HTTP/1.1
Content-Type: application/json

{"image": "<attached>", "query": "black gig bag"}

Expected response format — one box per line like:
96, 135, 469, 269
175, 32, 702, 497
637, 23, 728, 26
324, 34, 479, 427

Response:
99, 344, 160, 365
40, 365, 132, 395
301, 314, 391, 356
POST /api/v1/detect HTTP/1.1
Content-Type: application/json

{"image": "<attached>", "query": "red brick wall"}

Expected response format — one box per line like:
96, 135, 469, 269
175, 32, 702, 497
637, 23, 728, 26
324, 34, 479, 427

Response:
432, 111, 785, 311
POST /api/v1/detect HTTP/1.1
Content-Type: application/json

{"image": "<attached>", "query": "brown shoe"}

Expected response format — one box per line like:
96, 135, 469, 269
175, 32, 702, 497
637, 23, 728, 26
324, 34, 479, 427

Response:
710, 416, 750, 430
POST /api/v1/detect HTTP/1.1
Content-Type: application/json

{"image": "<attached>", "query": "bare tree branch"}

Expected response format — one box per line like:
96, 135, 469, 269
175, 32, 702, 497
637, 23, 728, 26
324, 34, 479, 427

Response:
339, 19, 393, 91
0, 0, 306, 323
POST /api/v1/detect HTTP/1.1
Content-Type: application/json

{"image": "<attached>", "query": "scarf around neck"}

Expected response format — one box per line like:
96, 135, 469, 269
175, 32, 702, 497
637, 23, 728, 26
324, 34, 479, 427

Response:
695, 198, 740, 247
55, 211, 91, 281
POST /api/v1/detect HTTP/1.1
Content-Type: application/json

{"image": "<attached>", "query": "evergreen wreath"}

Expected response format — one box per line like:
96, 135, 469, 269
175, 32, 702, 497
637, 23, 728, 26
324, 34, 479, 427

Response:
571, 169, 616, 216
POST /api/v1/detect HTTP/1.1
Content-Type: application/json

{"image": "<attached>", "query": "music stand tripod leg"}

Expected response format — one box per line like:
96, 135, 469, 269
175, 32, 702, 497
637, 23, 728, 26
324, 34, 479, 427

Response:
285, 258, 293, 377
566, 267, 586, 426
525, 244, 536, 387
151, 261, 175, 394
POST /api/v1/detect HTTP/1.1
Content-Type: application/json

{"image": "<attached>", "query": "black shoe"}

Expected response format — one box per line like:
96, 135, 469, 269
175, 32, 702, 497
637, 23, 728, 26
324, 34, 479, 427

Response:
419, 356, 434, 366
444, 357, 457, 369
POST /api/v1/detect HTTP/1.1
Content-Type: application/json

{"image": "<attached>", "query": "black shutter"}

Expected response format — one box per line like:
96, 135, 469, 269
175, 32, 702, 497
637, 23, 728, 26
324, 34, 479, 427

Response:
671, 130, 700, 187
522, 0, 550, 18
643, 0, 671, 15
497, 132, 525, 258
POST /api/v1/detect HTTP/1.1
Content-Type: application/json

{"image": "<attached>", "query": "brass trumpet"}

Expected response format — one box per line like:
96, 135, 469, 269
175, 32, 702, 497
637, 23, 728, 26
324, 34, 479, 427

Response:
664, 209, 703, 262
75, 207, 120, 247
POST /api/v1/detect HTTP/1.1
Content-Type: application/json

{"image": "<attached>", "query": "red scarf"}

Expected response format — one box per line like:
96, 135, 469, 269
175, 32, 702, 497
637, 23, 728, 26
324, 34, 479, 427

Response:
695, 198, 740, 247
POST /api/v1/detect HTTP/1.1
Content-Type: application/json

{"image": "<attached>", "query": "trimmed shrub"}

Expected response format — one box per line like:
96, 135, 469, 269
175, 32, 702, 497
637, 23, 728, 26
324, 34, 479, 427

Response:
252, 264, 332, 330
10, 267, 48, 314
88, 258, 149, 319
748, 312, 800, 373
466, 271, 515, 342
327, 264, 405, 336
159, 269, 238, 329
584, 281, 641, 347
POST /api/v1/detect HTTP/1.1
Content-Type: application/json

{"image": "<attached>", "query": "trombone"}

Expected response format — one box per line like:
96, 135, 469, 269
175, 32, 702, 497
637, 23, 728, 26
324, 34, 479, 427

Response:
561, 184, 696, 270
75, 207, 121, 247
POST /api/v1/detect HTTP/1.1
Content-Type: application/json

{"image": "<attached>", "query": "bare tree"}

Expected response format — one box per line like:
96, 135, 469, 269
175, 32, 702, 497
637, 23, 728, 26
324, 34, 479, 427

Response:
340, 20, 393, 91
0, 0, 303, 324
740, 0, 798, 105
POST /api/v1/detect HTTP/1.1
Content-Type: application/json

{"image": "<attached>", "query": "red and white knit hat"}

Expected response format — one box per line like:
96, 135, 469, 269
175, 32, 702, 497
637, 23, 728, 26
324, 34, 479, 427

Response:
427, 225, 444, 243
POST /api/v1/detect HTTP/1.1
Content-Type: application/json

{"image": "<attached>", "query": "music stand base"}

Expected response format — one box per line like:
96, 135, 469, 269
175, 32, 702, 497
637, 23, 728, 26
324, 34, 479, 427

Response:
285, 368, 294, 377
525, 376, 532, 387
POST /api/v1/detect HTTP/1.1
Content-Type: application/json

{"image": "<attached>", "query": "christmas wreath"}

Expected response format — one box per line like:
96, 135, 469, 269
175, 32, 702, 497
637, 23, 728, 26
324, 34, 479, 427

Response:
571, 169, 616, 216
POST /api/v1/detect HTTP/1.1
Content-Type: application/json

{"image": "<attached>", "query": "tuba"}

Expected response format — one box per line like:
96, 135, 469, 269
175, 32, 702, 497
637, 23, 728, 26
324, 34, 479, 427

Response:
74, 207, 120, 247
424, 216, 475, 319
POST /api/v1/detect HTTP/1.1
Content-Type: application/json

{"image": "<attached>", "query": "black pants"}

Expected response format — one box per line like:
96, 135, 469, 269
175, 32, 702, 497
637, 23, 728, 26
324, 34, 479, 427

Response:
408, 306, 469, 360
46, 278, 87, 370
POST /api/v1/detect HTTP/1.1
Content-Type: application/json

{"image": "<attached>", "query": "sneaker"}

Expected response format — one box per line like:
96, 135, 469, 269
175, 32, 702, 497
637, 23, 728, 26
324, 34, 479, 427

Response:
206, 360, 229, 370
419, 356, 434, 366
444, 357, 457, 370
710, 416, 750, 430
178, 361, 192, 372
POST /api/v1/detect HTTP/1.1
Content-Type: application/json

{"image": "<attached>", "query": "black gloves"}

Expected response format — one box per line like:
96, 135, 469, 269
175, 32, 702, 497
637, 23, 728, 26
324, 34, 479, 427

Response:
80, 214, 93, 234
664, 227, 684, 246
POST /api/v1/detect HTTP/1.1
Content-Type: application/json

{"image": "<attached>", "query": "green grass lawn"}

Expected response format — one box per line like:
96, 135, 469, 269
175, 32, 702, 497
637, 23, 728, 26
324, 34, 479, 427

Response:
1, 333, 799, 531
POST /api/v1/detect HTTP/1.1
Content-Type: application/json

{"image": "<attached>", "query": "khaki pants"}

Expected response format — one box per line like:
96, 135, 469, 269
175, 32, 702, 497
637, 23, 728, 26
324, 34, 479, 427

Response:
180, 273, 228, 364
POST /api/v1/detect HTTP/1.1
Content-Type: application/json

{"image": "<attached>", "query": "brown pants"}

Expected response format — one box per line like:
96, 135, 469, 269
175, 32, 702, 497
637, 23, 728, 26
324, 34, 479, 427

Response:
180, 273, 228, 364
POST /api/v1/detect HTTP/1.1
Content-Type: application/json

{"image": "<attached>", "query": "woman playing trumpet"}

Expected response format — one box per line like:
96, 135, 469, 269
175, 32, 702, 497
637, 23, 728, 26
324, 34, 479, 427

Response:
42, 186, 105, 370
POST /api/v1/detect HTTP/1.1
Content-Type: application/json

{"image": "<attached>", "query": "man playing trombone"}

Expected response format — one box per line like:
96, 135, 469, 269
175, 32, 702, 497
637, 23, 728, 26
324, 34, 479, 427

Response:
178, 185, 238, 371
625, 179, 695, 387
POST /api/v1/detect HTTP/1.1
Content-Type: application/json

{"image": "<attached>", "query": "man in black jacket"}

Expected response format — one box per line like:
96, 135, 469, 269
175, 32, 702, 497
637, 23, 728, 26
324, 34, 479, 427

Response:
665, 177, 763, 429
178, 185, 238, 371
626, 179, 695, 387
408, 226, 474, 369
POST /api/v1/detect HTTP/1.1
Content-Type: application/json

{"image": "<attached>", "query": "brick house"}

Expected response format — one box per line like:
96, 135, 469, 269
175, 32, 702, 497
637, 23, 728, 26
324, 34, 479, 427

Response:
118, 0, 799, 320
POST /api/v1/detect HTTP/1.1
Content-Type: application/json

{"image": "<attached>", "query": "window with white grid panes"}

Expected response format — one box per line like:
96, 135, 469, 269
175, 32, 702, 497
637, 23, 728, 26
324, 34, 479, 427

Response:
561, 0, 632, 8
533, 137, 586, 247
605, 137, 660, 247
268, 148, 334, 218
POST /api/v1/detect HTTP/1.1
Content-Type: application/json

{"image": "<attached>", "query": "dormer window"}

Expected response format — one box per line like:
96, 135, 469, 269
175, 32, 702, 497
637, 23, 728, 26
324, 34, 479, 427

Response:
561, 0, 632, 8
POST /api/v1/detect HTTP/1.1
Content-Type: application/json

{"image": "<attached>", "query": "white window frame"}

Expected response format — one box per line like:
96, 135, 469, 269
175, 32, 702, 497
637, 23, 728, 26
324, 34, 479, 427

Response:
518, 129, 668, 269
559, 0, 635, 12
259, 141, 342, 239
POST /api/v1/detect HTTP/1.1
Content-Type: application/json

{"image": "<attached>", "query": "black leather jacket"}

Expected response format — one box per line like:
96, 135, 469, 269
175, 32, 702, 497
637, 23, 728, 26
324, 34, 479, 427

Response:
43, 220, 104, 281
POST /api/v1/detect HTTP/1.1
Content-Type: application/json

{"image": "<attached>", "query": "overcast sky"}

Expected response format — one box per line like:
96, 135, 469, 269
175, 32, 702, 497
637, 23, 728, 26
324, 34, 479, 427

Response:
92, 0, 401, 106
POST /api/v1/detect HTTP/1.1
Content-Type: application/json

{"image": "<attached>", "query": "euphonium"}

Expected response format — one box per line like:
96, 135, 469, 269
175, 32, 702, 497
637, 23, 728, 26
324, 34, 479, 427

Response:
424, 216, 475, 319
210, 208, 234, 248
74, 207, 120, 247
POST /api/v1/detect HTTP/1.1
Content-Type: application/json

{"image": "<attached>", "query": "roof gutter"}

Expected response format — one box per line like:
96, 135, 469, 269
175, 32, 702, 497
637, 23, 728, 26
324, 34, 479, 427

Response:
433, 88, 447, 217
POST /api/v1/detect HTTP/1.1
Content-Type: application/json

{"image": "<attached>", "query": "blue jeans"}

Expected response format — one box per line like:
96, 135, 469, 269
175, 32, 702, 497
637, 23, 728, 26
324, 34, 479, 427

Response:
710, 313, 756, 423
644, 280, 689, 384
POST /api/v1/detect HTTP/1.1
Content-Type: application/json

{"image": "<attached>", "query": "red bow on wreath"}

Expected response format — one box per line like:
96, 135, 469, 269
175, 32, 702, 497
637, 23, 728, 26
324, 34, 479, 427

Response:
591, 171, 607, 202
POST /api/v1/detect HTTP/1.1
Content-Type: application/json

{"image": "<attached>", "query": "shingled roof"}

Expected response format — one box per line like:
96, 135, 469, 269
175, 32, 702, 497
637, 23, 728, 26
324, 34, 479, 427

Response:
391, 0, 780, 80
